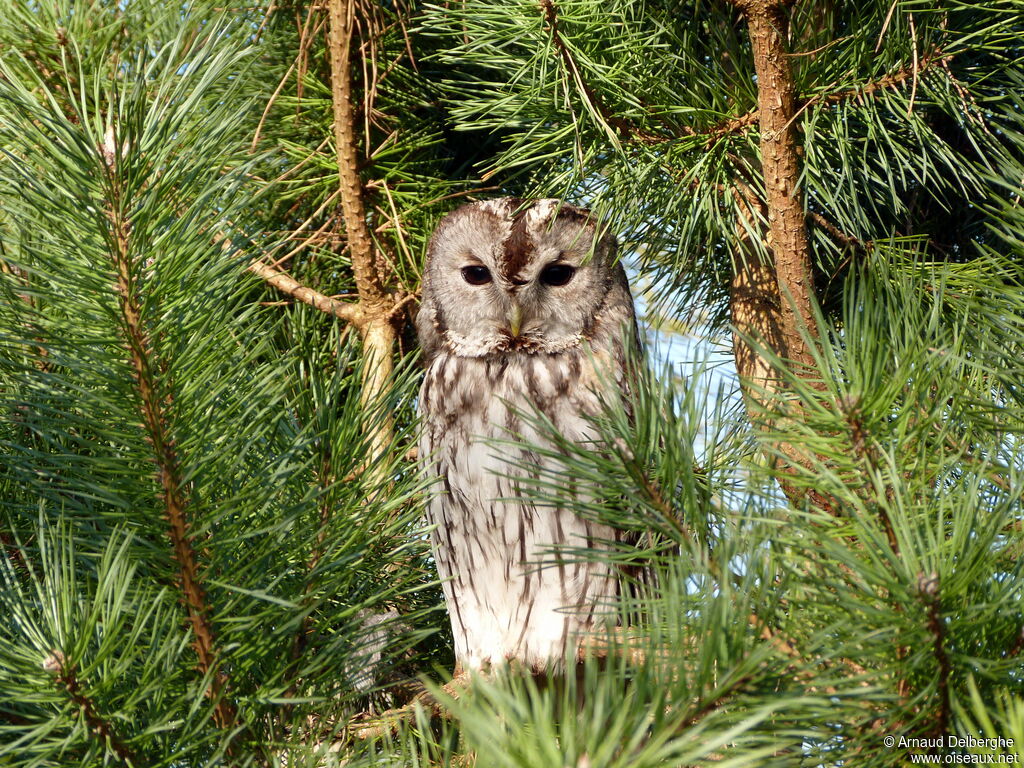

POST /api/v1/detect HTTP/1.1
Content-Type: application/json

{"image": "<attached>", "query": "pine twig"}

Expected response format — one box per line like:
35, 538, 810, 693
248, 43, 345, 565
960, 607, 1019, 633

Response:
591, 47, 955, 147
538, 0, 663, 145
45, 651, 139, 766
247, 258, 366, 327
919, 572, 951, 736
807, 210, 868, 253
101, 136, 236, 733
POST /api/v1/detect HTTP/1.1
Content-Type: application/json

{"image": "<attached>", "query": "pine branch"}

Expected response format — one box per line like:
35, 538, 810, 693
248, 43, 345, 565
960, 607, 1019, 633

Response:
247, 258, 366, 325
729, 184, 784, 398
839, 395, 900, 554
919, 572, 951, 737
538, 0, 662, 145
810, 48, 952, 112
45, 651, 139, 766
541, 21, 953, 151
539, 9, 920, 159
101, 140, 236, 732
628, 458, 701, 547
808, 210, 869, 253
694, 110, 761, 144
327, 0, 402, 467
720, 0, 856, 519
728, 181, 838, 515
735, 0, 816, 371
328, 0, 388, 314
693, 47, 954, 145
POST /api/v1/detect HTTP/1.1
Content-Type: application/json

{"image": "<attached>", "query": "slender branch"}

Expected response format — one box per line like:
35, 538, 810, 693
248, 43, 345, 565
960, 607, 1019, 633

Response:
818, 51, 952, 113
1007, 624, 1024, 658
919, 573, 951, 736
1, 530, 30, 579
628, 458, 701, 548
695, 110, 760, 143
537, 0, 953, 151
807, 210, 868, 253
102, 140, 235, 732
711, 47, 952, 144
46, 652, 139, 766
247, 258, 366, 327
577, 44, 955, 148
539, 0, 663, 145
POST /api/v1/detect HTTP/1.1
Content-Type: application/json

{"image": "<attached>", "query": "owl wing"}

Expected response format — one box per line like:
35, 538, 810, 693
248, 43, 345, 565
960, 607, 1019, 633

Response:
415, 290, 443, 366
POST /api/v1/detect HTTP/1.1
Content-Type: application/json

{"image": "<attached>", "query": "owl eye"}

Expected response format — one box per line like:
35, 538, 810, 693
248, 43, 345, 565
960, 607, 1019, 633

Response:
461, 265, 492, 285
539, 263, 576, 287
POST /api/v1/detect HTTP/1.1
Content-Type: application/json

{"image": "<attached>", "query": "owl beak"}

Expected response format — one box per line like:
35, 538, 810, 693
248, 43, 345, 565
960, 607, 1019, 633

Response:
506, 304, 523, 337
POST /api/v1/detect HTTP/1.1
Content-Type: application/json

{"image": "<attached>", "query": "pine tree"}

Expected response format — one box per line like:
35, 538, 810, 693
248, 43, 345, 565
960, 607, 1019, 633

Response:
0, 2, 444, 763
1, 1, 1023, 766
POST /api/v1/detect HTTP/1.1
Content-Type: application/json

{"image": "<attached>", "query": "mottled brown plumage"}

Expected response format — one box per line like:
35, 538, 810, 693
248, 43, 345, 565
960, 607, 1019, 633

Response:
417, 198, 638, 672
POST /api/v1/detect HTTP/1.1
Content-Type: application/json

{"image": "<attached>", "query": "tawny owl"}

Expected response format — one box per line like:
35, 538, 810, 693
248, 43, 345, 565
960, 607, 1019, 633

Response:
417, 198, 638, 673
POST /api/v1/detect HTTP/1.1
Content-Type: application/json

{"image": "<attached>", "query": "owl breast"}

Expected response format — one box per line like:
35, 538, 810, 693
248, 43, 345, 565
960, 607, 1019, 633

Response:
419, 348, 619, 672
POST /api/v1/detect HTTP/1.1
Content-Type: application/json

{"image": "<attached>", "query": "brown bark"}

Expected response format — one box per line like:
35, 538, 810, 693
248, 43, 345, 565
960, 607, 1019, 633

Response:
327, 0, 388, 314
726, 0, 831, 512
47, 652, 139, 766
729, 189, 785, 399
103, 161, 236, 731
730, 183, 834, 510
326, 0, 399, 468
742, 0, 816, 371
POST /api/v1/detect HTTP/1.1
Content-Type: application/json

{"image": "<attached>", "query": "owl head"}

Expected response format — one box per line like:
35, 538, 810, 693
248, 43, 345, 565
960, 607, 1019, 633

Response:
417, 198, 631, 361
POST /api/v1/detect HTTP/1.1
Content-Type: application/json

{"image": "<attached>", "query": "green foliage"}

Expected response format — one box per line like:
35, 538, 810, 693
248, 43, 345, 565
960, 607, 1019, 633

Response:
0, 2, 437, 763
0, 0, 1023, 766
423, 0, 1024, 321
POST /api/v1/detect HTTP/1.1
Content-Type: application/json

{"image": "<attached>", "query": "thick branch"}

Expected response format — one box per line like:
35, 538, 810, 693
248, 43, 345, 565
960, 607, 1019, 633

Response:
326, 0, 398, 469
730, 188, 785, 397
743, 0, 816, 369
729, 185, 836, 512
730, 190, 840, 514
724, 1, 843, 514
327, 0, 388, 312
